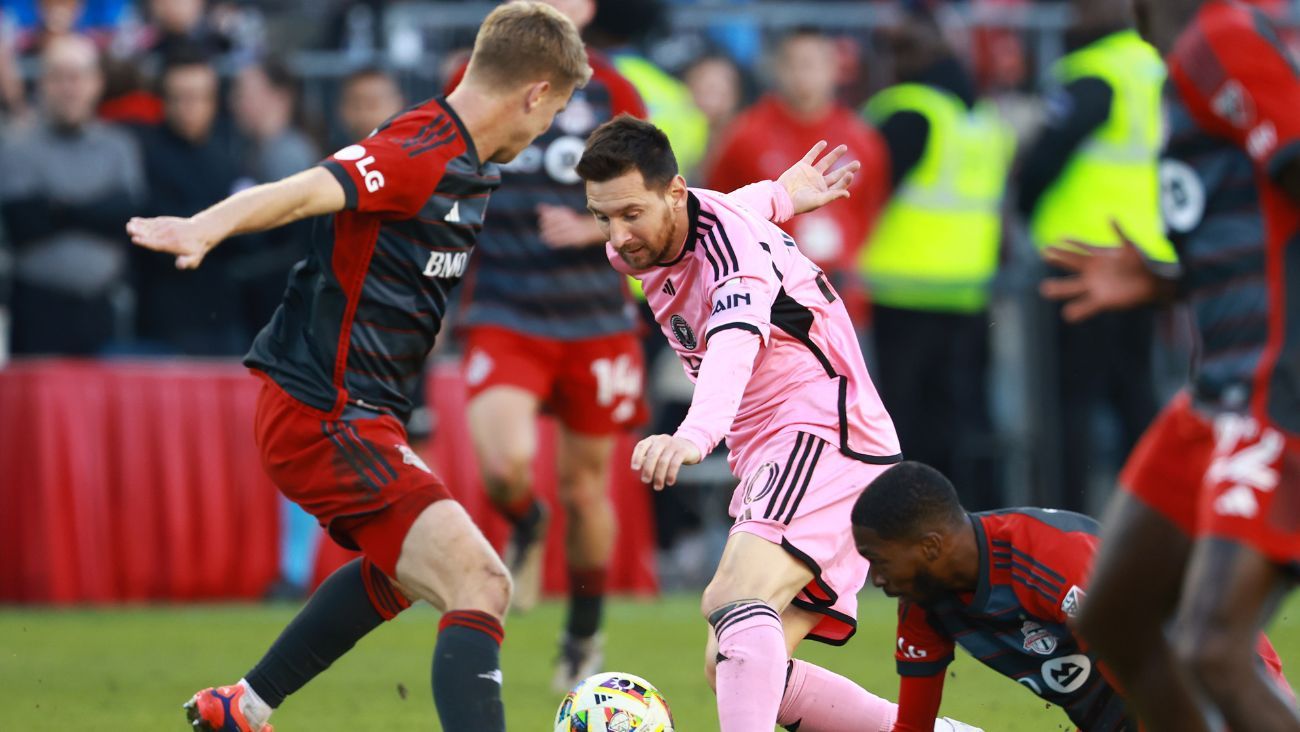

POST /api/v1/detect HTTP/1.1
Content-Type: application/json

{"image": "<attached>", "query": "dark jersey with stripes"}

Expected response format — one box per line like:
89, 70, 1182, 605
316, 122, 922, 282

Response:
1164, 1, 1300, 431
451, 51, 646, 340
895, 509, 1134, 731
245, 97, 499, 419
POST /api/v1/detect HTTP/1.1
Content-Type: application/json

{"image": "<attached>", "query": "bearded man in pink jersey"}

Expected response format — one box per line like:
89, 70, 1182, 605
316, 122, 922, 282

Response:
576, 115, 983, 732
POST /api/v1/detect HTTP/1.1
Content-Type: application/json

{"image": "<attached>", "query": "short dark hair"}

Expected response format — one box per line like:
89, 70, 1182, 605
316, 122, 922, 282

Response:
576, 114, 678, 188
779, 25, 832, 48
850, 462, 965, 541
343, 65, 396, 90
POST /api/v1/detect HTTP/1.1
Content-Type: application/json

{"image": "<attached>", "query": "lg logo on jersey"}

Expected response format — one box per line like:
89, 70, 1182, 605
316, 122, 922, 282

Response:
334, 145, 386, 192
423, 251, 468, 279
897, 637, 928, 659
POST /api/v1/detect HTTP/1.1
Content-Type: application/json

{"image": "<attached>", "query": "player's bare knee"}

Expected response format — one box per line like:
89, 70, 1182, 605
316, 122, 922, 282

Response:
557, 471, 607, 518
450, 555, 513, 617
481, 452, 533, 501
700, 579, 745, 620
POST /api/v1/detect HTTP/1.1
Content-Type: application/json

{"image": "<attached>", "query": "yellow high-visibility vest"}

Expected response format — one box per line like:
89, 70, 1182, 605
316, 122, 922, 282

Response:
860, 84, 1014, 313
1030, 29, 1177, 263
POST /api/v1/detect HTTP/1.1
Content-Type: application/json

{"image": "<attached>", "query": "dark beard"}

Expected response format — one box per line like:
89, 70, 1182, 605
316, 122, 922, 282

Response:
911, 571, 949, 604
653, 204, 681, 265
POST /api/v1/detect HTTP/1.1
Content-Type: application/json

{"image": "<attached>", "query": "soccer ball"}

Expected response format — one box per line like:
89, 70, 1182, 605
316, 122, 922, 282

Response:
553, 671, 675, 732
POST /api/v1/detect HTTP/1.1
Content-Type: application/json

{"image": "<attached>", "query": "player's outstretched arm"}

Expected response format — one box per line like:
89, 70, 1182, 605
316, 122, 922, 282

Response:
728, 141, 861, 224
127, 166, 346, 270
1039, 220, 1178, 323
778, 140, 860, 215
894, 673, 947, 732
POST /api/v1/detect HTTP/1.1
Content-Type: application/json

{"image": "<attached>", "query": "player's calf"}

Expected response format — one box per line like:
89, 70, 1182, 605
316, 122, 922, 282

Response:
394, 501, 512, 732
1173, 539, 1300, 731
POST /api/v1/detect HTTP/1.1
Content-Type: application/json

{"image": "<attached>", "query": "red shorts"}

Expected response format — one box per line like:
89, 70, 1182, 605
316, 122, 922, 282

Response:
462, 325, 646, 435
253, 378, 452, 577
1120, 391, 1300, 567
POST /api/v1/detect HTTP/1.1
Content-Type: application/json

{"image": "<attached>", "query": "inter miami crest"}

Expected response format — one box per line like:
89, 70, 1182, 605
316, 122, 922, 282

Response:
670, 314, 697, 350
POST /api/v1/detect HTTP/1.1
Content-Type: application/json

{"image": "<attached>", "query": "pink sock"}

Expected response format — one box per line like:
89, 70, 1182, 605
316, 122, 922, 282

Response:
777, 659, 899, 732
710, 600, 787, 731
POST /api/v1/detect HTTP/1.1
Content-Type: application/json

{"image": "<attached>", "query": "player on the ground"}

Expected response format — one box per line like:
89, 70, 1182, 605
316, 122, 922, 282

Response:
576, 116, 981, 732
850, 461, 1290, 732
126, 4, 590, 731
1041, 1, 1300, 729
446, 0, 649, 691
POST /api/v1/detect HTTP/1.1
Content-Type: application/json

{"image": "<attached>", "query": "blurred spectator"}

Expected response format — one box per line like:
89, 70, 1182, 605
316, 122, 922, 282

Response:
705, 27, 887, 313
231, 58, 317, 188
587, 0, 709, 180
336, 65, 403, 144
1016, 0, 1171, 511
131, 49, 247, 355
0, 33, 144, 354
969, 0, 1030, 93
682, 52, 743, 178
229, 57, 317, 326
0, 12, 26, 120
859, 3, 1014, 510
96, 54, 163, 125
665, 0, 763, 69
1, 0, 124, 55
137, 0, 232, 62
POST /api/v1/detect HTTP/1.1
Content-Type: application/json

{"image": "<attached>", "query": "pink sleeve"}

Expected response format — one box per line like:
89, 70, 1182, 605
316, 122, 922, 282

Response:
727, 180, 794, 224
672, 328, 762, 457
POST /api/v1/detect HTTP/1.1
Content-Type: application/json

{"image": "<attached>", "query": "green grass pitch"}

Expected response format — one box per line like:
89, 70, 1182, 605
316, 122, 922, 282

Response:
4, 593, 1299, 730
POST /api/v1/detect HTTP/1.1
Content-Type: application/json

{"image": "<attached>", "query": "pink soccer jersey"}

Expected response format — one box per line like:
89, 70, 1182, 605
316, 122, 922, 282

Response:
608, 184, 900, 475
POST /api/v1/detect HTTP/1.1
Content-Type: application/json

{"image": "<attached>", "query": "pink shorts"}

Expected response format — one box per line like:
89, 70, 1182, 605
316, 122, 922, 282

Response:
729, 430, 891, 645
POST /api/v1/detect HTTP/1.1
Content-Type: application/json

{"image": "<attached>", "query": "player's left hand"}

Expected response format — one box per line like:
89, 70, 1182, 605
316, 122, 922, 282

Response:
126, 215, 216, 269
537, 204, 607, 248
779, 140, 861, 215
631, 434, 702, 491
1039, 220, 1175, 322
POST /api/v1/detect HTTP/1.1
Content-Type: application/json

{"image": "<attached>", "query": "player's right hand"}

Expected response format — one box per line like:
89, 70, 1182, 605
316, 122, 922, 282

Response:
631, 434, 702, 491
126, 216, 215, 270
1039, 220, 1174, 322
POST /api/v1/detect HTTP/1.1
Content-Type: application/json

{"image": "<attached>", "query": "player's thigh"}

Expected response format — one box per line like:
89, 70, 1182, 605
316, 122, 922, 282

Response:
463, 327, 551, 475
1078, 491, 1191, 643
466, 386, 541, 483
393, 498, 511, 615
701, 531, 815, 616
555, 425, 617, 504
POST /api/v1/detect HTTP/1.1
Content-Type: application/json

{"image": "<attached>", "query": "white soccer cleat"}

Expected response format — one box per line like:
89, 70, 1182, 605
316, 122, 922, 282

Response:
551, 633, 605, 694
936, 717, 984, 732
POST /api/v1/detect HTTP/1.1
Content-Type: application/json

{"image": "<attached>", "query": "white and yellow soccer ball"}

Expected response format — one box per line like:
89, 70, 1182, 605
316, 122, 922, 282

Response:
553, 671, 675, 732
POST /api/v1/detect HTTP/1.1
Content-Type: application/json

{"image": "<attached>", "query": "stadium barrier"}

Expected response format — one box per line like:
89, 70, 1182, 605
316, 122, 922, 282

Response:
0, 360, 657, 604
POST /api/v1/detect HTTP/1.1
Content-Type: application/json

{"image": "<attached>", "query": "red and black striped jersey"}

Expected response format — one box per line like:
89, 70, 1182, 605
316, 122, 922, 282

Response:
245, 96, 499, 419
1163, 1, 1300, 433
894, 509, 1133, 731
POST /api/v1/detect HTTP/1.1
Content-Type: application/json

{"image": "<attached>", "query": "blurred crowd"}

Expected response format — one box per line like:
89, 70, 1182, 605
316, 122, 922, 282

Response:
2, 0, 1298, 583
